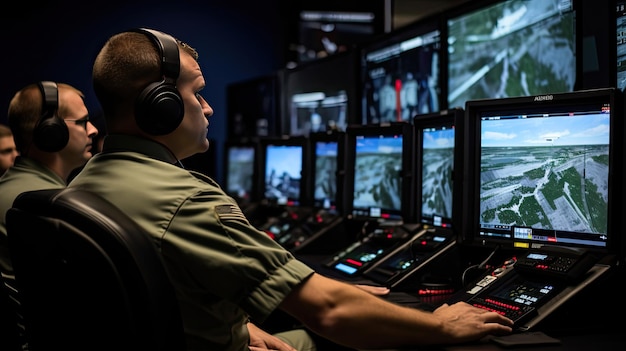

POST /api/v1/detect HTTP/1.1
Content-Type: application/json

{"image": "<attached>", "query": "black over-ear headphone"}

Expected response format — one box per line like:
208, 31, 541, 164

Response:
132, 28, 184, 135
33, 81, 69, 152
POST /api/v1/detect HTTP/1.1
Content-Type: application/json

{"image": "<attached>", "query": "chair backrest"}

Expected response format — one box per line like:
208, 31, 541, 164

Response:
6, 187, 186, 351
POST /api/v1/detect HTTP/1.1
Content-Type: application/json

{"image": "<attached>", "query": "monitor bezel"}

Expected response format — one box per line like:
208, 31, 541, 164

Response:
305, 130, 347, 213
258, 136, 309, 208
413, 108, 465, 229
343, 122, 415, 222
461, 88, 623, 257
222, 138, 260, 204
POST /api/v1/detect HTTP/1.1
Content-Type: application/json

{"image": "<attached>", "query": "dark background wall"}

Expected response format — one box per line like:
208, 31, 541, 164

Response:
0, 0, 287, 184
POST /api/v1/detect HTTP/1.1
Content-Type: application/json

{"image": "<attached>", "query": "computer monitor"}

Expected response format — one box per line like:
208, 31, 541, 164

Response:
361, 14, 443, 124
223, 139, 259, 203
283, 51, 359, 136
259, 136, 308, 207
446, 0, 577, 109
414, 108, 464, 229
343, 122, 415, 222
359, 110, 464, 287
307, 131, 346, 213
461, 88, 623, 257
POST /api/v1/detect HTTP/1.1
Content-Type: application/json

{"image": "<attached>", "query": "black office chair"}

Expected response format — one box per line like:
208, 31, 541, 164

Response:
6, 187, 186, 351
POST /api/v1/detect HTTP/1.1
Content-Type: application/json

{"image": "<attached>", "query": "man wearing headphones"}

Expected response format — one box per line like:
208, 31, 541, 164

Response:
69, 28, 513, 351
0, 82, 99, 348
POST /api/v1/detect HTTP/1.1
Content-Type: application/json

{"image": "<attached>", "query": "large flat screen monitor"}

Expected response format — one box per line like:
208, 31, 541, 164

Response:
343, 122, 415, 222
414, 108, 464, 229
283, 51, 359, 136
361, 14, 443, 124
259, 137, 307, 207
447, 0, 577, 109
462, 88, 623, 257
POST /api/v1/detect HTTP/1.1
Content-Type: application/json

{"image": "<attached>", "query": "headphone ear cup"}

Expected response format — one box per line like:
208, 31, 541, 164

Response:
33, 115, 69, 152
135, 80, 184, 136
34, 80, 68, 152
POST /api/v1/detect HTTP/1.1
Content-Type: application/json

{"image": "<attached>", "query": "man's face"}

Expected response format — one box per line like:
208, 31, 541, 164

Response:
0, 134, 19, 174
57, 89, 98, 170
164, 51, 213, 160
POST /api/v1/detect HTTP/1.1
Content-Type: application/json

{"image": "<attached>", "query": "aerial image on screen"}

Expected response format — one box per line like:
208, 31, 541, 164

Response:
479, 110, 610, 242
353, 135, 403, 214
264, 145, 303, 204
448, 0, 575, 108
226, 146, 255, 200
616, 1, 626, 91
421, 126, 455, 224
362, 28, 440, 124
313, 141, 338, 208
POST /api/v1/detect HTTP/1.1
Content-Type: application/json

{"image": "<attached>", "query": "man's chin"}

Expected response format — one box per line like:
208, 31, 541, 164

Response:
199, 139, 210, 153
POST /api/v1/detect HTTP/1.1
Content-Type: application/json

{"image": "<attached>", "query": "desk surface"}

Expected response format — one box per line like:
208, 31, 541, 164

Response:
356, 330, 624, 351
447, 330, 624, 351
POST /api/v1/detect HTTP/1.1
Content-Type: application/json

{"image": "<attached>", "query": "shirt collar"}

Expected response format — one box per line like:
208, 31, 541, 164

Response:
4, 156, 66, 184
101, 134, 179, 165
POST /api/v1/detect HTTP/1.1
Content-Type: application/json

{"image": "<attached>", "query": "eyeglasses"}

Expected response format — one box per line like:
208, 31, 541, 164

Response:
65, 116, 90, 130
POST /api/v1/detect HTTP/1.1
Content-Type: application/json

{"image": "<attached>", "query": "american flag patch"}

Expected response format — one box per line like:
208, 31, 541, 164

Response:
215, 204, 247, 222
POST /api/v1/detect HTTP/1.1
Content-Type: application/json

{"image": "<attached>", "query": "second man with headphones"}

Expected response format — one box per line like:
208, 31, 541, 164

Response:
0, 81, 99, 350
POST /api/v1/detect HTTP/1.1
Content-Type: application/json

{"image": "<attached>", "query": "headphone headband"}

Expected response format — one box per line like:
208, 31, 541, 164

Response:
38, 81, 59, 118
130, 28, 184, 136
33, 81, 69, 152
133, 28, 180, 83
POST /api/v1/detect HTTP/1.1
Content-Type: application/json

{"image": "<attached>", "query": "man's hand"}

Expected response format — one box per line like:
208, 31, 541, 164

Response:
248, 322, 297, 351
432, 302, 514, 343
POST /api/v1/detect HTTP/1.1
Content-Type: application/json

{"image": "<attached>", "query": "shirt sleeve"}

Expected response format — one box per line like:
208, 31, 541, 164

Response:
161, 187, 315, 323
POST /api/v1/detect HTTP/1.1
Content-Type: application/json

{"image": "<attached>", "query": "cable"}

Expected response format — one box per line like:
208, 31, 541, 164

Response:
460, 264, 479, 288
460, 245, 500, 287
478, 245, 500, 269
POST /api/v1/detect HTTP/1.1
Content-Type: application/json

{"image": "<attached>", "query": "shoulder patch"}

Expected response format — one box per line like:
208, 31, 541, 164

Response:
215, 204, 247, 222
